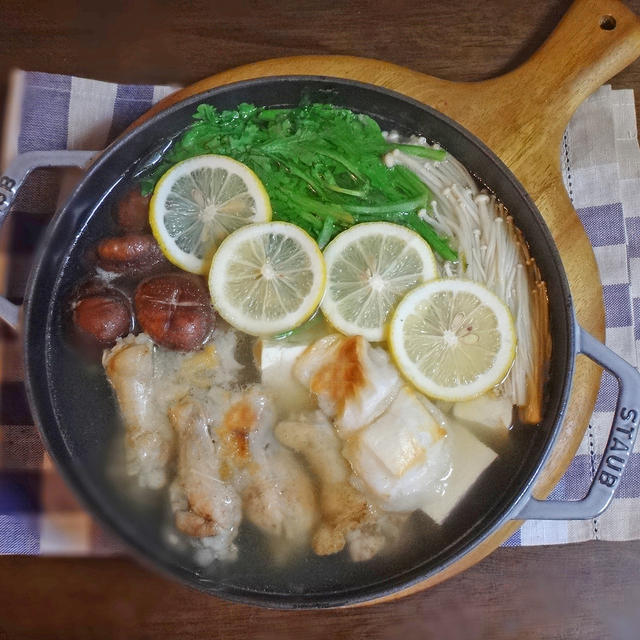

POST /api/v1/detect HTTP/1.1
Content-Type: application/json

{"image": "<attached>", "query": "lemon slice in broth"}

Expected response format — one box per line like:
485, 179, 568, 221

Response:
208, 222, 326, 336
389, 278, 516, 401
321, 222, 438, 342
150, 154, 271, 274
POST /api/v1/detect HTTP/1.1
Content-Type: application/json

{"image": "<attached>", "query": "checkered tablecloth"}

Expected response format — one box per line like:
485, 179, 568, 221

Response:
1, 72, 639, 554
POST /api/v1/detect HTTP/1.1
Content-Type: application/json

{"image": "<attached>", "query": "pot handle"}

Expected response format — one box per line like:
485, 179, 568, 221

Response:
516, 325, 640, 520
0, 150, 98, 331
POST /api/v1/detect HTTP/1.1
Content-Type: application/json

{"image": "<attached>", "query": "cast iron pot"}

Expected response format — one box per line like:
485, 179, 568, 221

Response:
1, 76, 639, 609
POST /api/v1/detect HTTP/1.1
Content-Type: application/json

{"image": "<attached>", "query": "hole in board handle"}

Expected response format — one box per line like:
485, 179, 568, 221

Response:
600, 15, 617, 30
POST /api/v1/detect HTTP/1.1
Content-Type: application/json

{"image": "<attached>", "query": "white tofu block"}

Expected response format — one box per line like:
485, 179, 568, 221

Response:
452, 394, 513, 439
255, 340, 314, 415
255, 313, 333, 416
421, 420, 497, 525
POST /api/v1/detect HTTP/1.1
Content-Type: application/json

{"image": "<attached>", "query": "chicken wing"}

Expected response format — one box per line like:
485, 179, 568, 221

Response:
345, 511, 408, 562
168, 395, 242, 562
103, 328, 244, 489
214, 386, 317, 551
103, 334, 174, 489
242, 445, 317, 554
275, 412, 404, 559
293, 335, 401, 435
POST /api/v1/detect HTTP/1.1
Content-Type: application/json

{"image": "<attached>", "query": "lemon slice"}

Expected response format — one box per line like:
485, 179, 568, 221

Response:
150, 154, 272, 274
208, 222, 326, 336
321, 222, 438, 341
389, 279, 516, 401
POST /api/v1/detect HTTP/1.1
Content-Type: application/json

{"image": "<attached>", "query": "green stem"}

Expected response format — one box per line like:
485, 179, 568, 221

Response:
311, 147, 363, 181
403, 213, 458, 261
326, 184, 368, 198
287, 193, 355, 225
394, 166, 431, 194
276, 160, 326, 196
317, 216, 335, 248
343, 195, 429, 215
389, 143, 447, 161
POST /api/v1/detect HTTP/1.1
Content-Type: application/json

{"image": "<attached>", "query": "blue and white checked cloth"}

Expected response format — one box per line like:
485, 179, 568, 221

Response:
0, 72, 638, 554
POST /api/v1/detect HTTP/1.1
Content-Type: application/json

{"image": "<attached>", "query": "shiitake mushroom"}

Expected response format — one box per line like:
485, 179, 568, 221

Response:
96, 233, 170, 276
134, 274, 215, 351
73, 295, 132, 345
70, 280, 134, 348
114, 187, 151, 233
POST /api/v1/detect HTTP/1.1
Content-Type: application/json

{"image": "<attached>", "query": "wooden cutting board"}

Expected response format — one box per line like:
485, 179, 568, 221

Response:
135, 0, 640, 602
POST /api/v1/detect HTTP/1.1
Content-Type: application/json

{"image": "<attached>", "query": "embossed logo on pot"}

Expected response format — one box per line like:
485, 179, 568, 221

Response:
599, 406, 638, 487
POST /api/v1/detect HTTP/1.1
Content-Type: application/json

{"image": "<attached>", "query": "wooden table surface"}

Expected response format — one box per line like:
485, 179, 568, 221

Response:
2, 1, 640, 638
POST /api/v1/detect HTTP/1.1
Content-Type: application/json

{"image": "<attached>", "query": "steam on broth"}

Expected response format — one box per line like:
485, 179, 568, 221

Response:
68, 101, 550, 567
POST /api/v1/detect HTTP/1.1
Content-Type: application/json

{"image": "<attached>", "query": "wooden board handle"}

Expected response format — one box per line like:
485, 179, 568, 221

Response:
520, 0, 640, 112
448, 0, 640, 157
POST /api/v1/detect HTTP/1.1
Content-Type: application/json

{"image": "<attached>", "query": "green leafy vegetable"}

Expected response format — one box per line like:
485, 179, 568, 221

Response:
140, 102, 457, 260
